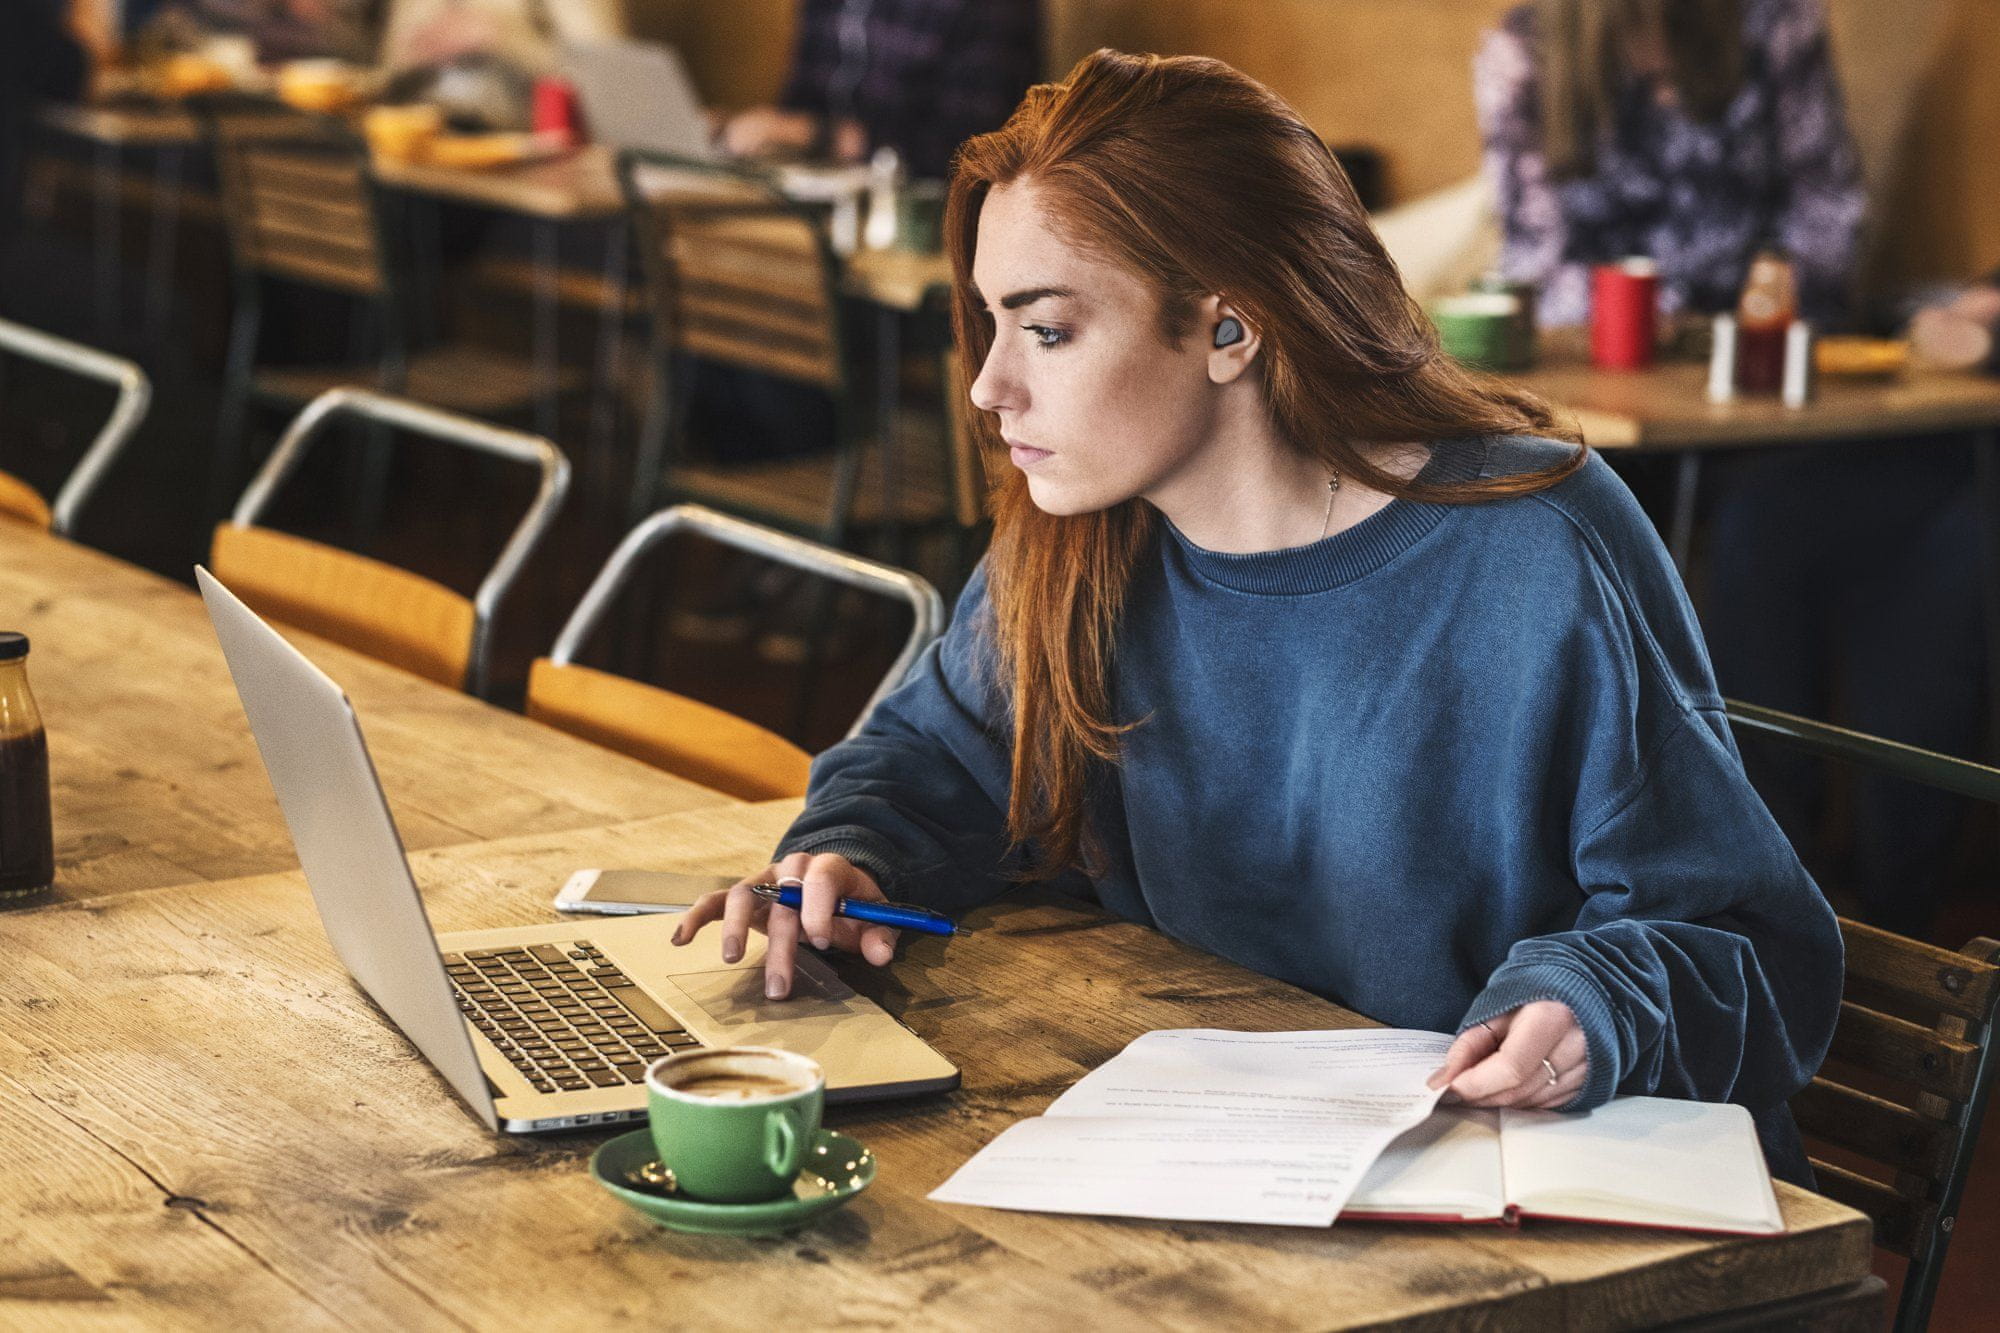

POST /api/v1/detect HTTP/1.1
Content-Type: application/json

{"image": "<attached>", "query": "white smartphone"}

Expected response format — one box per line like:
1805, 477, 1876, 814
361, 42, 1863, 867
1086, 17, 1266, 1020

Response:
552, 868, 745, 916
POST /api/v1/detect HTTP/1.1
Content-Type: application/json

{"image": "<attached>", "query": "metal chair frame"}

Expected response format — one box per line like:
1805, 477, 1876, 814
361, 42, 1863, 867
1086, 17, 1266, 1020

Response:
1726, 698, 2000, 1333
550, 503, 945, 739
0, 317, 151, 535
226, 388, 571, 699
614, 150, 869, 546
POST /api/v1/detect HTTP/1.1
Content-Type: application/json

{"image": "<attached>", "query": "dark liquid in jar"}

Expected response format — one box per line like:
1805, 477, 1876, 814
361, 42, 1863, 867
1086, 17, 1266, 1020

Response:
1736, 323, 1789, 394
0, 729, 54, 897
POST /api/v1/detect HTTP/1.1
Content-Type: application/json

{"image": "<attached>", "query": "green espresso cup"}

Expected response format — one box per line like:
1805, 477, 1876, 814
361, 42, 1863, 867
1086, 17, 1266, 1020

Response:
645, 1047, 826, 1204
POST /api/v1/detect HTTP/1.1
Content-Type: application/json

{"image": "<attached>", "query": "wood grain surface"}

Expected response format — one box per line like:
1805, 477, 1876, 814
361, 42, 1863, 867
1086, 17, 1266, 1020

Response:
0, 526, 731, 904
0, 799, 1875, 1331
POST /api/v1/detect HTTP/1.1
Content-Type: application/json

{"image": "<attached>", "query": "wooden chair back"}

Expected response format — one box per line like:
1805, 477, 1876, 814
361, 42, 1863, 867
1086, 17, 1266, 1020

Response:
622, 157, 847, 394
1791, 919, 2000, 1332
525, 659, 812, 802
207, 110, 387, 298
0, 472, 52, 530
1728, 699, 2000, 1332
210, 523, 476, 689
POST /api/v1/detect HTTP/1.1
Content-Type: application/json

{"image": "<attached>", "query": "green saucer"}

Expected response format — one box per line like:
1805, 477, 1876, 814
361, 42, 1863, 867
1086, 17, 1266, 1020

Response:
590, 1128, 875, 1237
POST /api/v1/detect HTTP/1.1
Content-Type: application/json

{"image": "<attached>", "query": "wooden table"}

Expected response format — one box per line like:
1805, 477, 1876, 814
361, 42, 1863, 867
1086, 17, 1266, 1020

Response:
0, 793, 1880, 1329
1512, 342, 2000, 454
0, 524, 730, 903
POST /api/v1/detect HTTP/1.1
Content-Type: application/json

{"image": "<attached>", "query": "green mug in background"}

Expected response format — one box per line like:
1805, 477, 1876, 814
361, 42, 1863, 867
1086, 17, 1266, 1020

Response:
646, 1047, 825, 1204
896, 180, 948, 254
1430, 291, 1529, 372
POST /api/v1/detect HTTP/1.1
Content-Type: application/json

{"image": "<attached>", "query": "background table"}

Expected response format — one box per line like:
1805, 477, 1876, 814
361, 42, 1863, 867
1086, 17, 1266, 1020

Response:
0, 524, 730, 903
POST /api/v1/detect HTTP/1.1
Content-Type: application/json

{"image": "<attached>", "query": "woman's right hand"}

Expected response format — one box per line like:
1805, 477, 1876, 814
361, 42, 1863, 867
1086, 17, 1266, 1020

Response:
670, 852, 900, 1000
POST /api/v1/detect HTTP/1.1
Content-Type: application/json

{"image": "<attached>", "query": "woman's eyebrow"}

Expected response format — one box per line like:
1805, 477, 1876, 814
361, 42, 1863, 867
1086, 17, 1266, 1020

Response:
998, 286, 1077, 311
969, 284, 1077, 311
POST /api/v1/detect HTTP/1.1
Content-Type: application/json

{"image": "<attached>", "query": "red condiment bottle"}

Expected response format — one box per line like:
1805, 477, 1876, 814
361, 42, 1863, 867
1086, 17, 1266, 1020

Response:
1734, 250, 1797, 395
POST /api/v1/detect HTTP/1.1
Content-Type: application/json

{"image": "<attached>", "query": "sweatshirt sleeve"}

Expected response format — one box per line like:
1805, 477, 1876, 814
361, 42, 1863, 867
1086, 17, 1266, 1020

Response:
773, 566, 1020, 914
1459, 701, 1843, 1114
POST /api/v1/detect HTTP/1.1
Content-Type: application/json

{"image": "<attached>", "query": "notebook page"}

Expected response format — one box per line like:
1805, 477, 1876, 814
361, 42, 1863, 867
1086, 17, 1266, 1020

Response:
1343, 1108, 1507, 1218
928, 1029, 1453, 1226
1499, 1097, 1783, 1234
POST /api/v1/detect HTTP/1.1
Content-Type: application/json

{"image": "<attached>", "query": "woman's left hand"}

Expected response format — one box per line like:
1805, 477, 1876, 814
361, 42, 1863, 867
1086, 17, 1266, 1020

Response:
1426, 1000, 1588, 1109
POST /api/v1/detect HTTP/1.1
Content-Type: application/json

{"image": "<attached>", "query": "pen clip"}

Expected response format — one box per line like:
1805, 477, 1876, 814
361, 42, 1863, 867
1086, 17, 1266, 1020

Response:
749, 883, 783, 903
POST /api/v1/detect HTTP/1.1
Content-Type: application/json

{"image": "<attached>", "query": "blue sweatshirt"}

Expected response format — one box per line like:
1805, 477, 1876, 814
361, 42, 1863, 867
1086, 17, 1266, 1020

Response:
778, 435, 1842, 1187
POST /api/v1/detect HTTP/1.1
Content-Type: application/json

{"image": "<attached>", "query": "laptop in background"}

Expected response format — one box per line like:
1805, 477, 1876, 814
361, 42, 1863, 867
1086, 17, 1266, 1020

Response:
196, 566, 959, 1134
562, 38, 716, 160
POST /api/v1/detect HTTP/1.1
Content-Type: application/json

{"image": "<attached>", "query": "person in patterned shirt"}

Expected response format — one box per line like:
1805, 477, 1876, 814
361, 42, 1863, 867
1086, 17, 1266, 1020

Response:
721, 0, 1041, 180
1473, 0, 1866, 327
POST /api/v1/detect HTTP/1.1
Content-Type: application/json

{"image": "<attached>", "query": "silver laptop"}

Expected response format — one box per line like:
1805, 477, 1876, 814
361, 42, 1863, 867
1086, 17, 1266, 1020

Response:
196, 567, 958, 1134
562, 39, 717, 160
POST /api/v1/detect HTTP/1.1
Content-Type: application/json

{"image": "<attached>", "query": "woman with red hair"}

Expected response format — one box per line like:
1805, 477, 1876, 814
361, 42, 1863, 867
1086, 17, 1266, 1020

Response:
674, 50, 1841, 1187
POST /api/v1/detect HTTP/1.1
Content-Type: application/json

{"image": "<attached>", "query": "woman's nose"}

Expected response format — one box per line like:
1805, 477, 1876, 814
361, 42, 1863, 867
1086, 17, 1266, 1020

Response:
969, 340, 1017, 415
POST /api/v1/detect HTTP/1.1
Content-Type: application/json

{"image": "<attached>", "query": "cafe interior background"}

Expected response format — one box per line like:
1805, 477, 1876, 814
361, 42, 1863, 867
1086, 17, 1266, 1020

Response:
5, 0, 2000, 1327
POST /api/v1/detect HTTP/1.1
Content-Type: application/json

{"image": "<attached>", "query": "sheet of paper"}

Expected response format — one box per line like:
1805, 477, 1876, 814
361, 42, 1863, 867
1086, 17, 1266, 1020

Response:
1343, 1108, 1506, 1218
929, 1029, 1453, 1226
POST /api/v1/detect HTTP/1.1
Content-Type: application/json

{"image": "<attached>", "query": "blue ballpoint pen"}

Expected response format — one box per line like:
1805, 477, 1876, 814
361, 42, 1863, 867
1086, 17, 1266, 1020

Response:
750, 881, 960, 937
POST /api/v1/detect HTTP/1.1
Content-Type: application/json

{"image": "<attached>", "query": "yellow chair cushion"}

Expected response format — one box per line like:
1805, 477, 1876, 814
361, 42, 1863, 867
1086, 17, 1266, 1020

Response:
526, 658, 812, 802
210, 523, 475, 689
0, 471, 53, 530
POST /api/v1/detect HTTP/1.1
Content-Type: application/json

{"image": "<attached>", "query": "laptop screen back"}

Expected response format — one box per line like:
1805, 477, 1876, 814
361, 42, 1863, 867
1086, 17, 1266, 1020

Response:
196, 566, 498, 1130
563, 39, 715, 160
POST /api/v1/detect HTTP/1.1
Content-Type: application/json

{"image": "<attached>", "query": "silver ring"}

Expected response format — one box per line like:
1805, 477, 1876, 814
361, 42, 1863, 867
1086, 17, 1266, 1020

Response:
1542, 1057, 1559, 1086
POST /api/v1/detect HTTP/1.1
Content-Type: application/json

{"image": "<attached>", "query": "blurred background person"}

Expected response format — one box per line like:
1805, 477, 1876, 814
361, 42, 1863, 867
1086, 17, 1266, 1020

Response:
1, 0, 88, 262
378, 0, 624, 129
720, 0, 1041, 180
1477, 0, 1980, 936
1474, 0, 1865, 328
381, 0, 623, 78
140, 0, 380, 63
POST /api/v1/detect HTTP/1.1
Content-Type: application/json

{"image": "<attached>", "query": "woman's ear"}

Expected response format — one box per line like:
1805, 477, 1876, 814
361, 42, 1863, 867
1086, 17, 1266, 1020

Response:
1205, 297, 1261, 384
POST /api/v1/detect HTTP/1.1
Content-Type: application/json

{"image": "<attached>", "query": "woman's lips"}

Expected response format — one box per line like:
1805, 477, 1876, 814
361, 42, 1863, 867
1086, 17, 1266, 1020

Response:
1008, 443, 1053, 468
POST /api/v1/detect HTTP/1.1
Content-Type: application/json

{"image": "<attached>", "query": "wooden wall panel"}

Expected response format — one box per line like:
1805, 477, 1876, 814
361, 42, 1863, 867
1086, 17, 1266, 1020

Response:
1046, 0, 1512, 204
624, 0, 798, 108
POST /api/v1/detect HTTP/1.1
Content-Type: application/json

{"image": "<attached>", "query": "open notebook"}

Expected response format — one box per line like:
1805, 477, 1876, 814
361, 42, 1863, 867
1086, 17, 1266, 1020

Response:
1345, 1096, 1783, 1234
929, 1029, 1783, 1235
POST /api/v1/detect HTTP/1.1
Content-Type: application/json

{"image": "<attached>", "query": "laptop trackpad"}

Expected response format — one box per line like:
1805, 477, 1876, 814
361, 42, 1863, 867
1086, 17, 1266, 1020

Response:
668, 964, 860, 1027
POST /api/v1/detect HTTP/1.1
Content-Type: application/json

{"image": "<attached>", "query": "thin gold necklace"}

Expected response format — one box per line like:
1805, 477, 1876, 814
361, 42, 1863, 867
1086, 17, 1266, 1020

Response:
1317, 474, 1343, 540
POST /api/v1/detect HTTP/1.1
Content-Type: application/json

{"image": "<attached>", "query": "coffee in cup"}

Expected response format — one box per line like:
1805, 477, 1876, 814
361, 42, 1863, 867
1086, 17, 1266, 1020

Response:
646, 1047, 824, 1203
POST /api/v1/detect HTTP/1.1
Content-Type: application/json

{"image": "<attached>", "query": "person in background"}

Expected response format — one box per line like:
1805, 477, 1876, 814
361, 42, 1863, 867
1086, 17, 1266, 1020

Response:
722, 0, 1042, 180
1479, 0, 1979, 938
1474, 0, 1866, 328
379, 0, 622, 78
0, 0, 88, 260
153, 0, 380, 63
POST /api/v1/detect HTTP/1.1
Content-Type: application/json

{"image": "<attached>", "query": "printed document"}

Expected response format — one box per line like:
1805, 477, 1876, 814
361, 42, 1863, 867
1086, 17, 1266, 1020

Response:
927, 1028, 1451, 1226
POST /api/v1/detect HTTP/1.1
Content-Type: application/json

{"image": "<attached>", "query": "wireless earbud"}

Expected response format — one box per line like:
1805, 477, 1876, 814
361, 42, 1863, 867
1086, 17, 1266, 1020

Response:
1213, 317, 1245, 349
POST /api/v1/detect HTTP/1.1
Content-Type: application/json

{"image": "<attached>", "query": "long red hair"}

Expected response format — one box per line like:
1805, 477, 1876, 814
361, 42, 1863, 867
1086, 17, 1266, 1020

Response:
946, 49, 1584, 879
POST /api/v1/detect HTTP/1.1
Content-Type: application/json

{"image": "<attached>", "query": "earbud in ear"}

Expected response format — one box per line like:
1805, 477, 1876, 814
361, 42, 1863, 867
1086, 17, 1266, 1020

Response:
1213, 317, 1245, 349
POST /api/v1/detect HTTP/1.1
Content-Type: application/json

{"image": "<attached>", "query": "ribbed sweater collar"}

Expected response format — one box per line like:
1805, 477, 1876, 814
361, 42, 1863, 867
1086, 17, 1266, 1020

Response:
1160, 437, 1491, 595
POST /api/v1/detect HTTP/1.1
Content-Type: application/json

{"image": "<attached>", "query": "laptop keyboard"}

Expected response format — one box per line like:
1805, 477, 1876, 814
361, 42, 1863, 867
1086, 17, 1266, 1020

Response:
443, 942, 703, 1094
